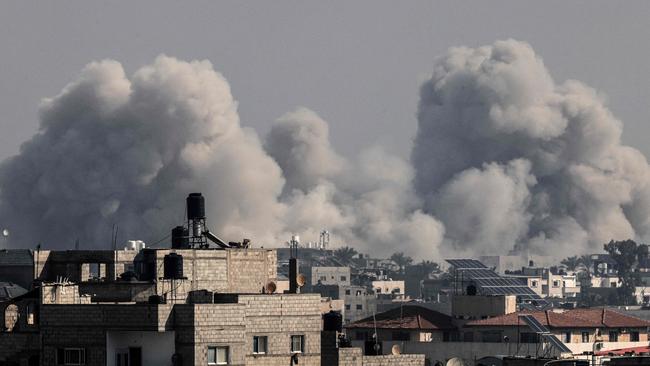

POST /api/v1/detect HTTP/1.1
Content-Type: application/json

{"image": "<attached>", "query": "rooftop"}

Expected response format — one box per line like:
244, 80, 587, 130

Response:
465, 308, 650, 329
0, 249, 33, 266
346, 305, 455, 331
0, 282, 28, 301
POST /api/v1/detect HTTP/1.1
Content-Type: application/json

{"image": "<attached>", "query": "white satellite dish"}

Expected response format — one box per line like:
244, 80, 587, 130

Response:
391, 344, 401, 355
1, 229, 8, 237
446, 357, 466, 366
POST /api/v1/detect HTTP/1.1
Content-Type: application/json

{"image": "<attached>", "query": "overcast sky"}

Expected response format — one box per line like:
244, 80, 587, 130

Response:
1, 1, 649, 161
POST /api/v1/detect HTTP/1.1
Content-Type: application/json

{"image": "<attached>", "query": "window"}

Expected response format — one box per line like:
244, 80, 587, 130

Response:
609, 331, 618, 342
564, 331, 571, 343
89, 263, 101, 280
340, 276, 347, 281
611, 282, 617, 288
355, 290, 362, 296
376, 288, 382, 294
392, 331, 410, 341
356, 304, 362, 310
253, 336, 268, 354
115, 350, 128, 366
481, 330, 503, 343
520, 333, 539, 343
392, 288, 400, 294
581, 331, 589, 343
291, 335, 304, 353
345, 304, 350, 310
463, 332, 474, 342
208, 346, 228, 365
531, 280, 538, 287
56, 348, 86, 365
319, 276, 327, 281
345, 289, 351, 295
631, 331, 640, 342
553, 280, 560, 288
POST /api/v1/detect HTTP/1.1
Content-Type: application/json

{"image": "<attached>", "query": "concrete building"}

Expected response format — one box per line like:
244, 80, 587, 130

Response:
371, 280, 404, 298
342, 285, 376, 324
464, 308, 650, 354
312, 267, 351, 287
1, 246, 424, 366
346, 305, 456, 343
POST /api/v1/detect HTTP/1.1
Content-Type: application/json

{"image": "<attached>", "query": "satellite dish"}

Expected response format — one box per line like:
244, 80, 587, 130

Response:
296, 274, 306, 287
391, 344, 401, 355
265, 281, 277, 294
1, 229, 8, 237
446, 357, 466, 366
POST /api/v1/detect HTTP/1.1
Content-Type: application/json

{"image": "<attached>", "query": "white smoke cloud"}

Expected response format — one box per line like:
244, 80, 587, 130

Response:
413, 39, 650, 256
0, 56, 288, 249
2, 39, 648, 260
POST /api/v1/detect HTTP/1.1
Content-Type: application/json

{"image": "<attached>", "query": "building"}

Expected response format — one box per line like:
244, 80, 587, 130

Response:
464, 308, 650, 354
312, 267, 351, 287
346, 305, 455, 343
0, 249, 35, 290
342, 285, 376, 323
371, 280, 405, 298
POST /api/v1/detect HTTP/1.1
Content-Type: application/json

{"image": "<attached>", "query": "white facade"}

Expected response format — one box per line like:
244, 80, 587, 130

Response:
372, 280, 405, 297
106, 331, 175, 366
311, 267, 351, 286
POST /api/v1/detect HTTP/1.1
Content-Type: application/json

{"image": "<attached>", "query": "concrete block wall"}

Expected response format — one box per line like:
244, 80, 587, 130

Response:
338, 348, 425, 366
241, 294, 322, 366
0, 333, 40, 362
339, 348, 363, 366
153, 248, 277, 296
34, 250, 139, 283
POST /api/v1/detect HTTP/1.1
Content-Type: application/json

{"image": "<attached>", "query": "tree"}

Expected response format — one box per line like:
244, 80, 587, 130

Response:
333, 246, 358, 264
561, 256, 580, 271
390, 252, 413, 274
603, 239, 649, 305
579, 255, 594, 273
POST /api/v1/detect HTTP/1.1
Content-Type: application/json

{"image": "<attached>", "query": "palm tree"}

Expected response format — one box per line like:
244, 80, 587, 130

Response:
333, 246, 358, 264
390, 252, 413, 274
561, 256, 580, 271
579, 254, 594, 273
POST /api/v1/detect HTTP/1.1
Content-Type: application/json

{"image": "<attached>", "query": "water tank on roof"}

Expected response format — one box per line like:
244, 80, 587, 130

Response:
186, 193, 205, 220
171, 226, 190, 249
323, 310, 343, 332
466, 284, 477, 296
164, 253, 184, 279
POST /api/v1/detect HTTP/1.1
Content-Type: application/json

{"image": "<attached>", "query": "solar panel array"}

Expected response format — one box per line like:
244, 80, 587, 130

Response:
519, 314, 550, 333
446, 259, 488, 269
542, 334, 572, 353
446, 258, 548, 304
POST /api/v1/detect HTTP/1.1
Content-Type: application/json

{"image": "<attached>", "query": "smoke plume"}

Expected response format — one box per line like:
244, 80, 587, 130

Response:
412, 39, 650, 257
1, 40, 649, 260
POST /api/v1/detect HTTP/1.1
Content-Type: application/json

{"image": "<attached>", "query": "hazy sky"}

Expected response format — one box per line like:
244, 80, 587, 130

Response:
1, 1, 649, 161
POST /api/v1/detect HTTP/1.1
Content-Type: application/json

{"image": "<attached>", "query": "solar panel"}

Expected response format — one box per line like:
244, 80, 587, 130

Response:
519, 314, 549, 334
446, 258, 548, 306
542, 334, 572, 353
446, 259, 487, 269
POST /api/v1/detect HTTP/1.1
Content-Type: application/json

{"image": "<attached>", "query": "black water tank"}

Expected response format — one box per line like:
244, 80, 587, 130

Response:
148, 295, 165, 304
164, 253, 184, 279
323, 310, 343, 332
187, 193, 205, 220
466, 284, 477, 296
171, 226, 190, 249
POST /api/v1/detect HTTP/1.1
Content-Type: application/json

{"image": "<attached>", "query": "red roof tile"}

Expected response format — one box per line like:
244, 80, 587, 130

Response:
346, 305, 455, 331
465, 308, 650, 329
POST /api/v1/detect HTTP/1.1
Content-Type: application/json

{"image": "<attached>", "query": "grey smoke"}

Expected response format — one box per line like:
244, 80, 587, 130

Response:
412, 39, 650, 257
1, 40, 648, 260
